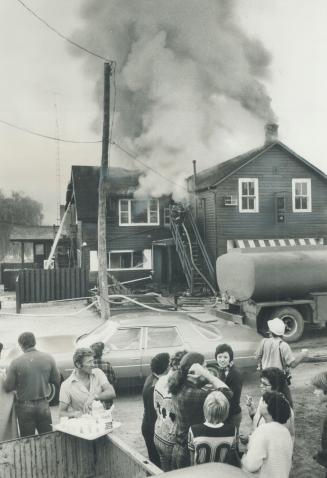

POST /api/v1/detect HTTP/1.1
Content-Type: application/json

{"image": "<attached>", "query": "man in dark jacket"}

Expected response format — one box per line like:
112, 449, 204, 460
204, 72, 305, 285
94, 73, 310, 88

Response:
142, 353, 170, 468
4, 331, 60, 437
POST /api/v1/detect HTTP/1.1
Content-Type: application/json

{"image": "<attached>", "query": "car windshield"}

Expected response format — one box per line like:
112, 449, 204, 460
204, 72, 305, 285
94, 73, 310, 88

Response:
193, 322, 222, 340
76, 321, 118, 345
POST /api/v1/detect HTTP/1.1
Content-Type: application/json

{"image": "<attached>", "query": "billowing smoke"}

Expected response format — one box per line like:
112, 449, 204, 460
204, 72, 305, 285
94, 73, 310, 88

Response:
72, 0, 276, 200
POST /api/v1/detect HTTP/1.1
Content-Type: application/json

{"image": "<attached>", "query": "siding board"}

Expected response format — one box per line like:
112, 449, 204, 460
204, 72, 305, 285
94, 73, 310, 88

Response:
196, 144, 327, 261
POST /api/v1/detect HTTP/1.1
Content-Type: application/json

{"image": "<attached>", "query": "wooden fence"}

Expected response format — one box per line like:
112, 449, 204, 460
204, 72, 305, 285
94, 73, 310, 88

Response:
0, 431, 161, 478
16, 268, 90, 313
0, 263, 36, 291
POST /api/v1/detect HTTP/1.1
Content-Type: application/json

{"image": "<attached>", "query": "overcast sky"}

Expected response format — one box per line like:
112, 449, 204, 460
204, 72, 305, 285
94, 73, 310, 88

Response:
1, 1, 327, 223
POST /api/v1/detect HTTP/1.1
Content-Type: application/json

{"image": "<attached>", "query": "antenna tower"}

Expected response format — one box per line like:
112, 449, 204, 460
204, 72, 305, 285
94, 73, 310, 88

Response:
54, 95, 61, 225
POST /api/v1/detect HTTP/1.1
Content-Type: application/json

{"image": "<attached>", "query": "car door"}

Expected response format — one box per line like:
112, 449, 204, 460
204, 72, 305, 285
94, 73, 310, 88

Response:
141, 326, 185, 379
102, 327, 143, 387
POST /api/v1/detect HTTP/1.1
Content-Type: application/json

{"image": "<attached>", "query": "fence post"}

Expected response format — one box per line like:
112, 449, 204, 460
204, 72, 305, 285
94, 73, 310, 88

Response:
16, 271, 21, 314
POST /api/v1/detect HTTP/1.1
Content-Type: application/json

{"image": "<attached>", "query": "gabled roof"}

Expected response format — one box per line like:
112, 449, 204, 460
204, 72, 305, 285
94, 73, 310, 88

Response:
189, 141, 327, 191
10, 225, 56, 241
70, 166, 142, 221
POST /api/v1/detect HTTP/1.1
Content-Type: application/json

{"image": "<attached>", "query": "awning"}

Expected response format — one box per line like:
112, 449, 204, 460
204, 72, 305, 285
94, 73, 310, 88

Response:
227, 237, 324, 250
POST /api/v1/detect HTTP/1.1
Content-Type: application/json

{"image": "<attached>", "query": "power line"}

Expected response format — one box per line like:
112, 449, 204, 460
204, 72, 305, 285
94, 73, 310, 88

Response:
0, 119, 101, 144
15, 0, 114, 64
111, 141, 188, 192
0, 118, 187, 191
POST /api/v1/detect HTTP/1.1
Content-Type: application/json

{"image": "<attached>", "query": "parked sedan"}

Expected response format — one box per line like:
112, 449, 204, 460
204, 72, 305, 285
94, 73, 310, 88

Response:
2, 311, 260, 404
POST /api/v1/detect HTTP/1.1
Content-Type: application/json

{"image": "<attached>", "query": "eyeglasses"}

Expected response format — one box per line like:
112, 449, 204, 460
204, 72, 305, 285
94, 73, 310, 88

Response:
260, 381, 271, 388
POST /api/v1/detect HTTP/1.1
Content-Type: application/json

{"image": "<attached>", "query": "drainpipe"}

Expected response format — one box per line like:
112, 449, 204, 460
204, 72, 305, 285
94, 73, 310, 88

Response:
192, 160, 197, 220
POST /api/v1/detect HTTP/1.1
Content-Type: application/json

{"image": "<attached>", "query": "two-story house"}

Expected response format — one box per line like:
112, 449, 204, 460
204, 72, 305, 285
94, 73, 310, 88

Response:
65, 165, 184, 289
186, 124, 327, 267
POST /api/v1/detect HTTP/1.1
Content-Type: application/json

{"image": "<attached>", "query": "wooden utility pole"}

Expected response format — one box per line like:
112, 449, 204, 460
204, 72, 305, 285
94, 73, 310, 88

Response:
97, 62, 111, 320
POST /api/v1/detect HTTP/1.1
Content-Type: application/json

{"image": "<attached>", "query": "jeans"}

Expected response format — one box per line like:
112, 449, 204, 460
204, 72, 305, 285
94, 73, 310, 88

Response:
154, 434, 175, 472
226, 411, 242, 433
16, 399, 52, 437
141, 423, 161, 468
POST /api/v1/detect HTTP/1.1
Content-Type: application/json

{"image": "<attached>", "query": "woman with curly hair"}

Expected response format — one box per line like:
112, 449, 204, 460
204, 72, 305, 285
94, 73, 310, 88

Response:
153, 350, 188, 471
246, 367, 294, 439
168, 351, 232, 470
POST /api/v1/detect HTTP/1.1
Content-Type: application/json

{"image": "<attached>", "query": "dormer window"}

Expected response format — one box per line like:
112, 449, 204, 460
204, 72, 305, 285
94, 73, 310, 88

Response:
119, 199, 159, 226
238, 178, 259, 213
292, 179, 311, 212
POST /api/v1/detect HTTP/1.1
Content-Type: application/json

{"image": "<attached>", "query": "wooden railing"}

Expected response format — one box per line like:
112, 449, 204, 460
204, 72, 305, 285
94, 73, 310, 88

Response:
186, 209, 216, 285
170, 213, 193, 290
170, 206, 217, 294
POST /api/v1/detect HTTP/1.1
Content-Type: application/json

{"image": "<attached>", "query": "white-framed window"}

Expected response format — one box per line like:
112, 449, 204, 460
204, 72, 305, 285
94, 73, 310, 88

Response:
119, 199, 159, 226
108, 249, 152, 270
292, 178, 312, 212
238, 178, 259, 212
163, 207, 170, 227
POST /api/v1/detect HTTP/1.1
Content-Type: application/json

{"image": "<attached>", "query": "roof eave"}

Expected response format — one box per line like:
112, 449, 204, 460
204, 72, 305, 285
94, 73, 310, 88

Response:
210, 141, 278, 188
195, 140, 327, 191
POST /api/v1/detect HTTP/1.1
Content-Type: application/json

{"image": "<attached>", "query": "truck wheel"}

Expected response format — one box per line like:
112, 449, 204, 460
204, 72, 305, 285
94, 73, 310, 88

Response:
272, 307, 305, 343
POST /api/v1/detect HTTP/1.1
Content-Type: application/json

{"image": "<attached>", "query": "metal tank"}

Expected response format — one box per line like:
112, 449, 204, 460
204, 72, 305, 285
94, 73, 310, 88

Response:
216, 247, 327, 302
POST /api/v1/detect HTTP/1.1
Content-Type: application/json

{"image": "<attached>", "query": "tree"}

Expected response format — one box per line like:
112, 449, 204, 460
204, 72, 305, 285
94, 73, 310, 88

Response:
0, 190, 43, 260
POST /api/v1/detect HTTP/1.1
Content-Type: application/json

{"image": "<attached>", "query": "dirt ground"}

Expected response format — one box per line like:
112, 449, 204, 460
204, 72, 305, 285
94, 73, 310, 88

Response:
2, 297, 327, 476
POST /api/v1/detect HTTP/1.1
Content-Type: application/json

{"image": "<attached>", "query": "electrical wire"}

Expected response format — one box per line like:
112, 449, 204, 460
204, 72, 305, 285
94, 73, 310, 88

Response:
15, 0, 114, 64
0, 117, 187, 191
0, 119, 101, 144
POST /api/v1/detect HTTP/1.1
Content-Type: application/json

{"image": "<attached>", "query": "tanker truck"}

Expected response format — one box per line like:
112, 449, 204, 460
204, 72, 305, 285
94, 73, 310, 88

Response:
216, 246, 327, 342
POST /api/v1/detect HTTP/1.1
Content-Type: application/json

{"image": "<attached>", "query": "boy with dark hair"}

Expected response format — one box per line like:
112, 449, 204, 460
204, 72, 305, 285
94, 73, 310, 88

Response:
188, 391, 235, 465
142, 353, 170, 467
242, 391, 293, 478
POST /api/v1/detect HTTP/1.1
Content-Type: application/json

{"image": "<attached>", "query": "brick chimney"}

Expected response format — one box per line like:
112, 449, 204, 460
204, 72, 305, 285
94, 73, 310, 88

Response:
265, 122, 278, 144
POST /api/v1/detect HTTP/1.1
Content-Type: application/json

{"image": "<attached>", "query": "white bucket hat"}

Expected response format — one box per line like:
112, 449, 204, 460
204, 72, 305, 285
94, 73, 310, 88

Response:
268, 318, 285, 336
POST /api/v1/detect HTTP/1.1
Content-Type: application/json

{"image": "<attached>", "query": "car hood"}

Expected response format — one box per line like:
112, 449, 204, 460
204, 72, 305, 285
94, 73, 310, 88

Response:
2, 335, 77, 363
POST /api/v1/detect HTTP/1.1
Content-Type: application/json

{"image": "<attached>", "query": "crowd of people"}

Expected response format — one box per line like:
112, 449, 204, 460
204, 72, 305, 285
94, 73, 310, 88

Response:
139, 317, 320, 478
0, 333, 116, 439
0, 317, 326, 477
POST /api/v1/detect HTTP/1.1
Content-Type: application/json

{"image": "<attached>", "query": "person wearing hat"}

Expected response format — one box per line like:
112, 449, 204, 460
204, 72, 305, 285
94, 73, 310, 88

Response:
255, 317, 308, 407
256, 318, 308, 371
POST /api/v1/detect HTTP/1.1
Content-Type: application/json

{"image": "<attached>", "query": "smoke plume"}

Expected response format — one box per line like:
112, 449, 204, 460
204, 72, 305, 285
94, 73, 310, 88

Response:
73, 0, 276, 199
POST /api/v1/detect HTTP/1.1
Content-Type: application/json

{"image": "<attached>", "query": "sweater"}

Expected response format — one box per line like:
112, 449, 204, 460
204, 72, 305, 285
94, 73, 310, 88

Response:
242, 421, 293, 478
252, 397, 295, 440
222, 365, 242, 417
